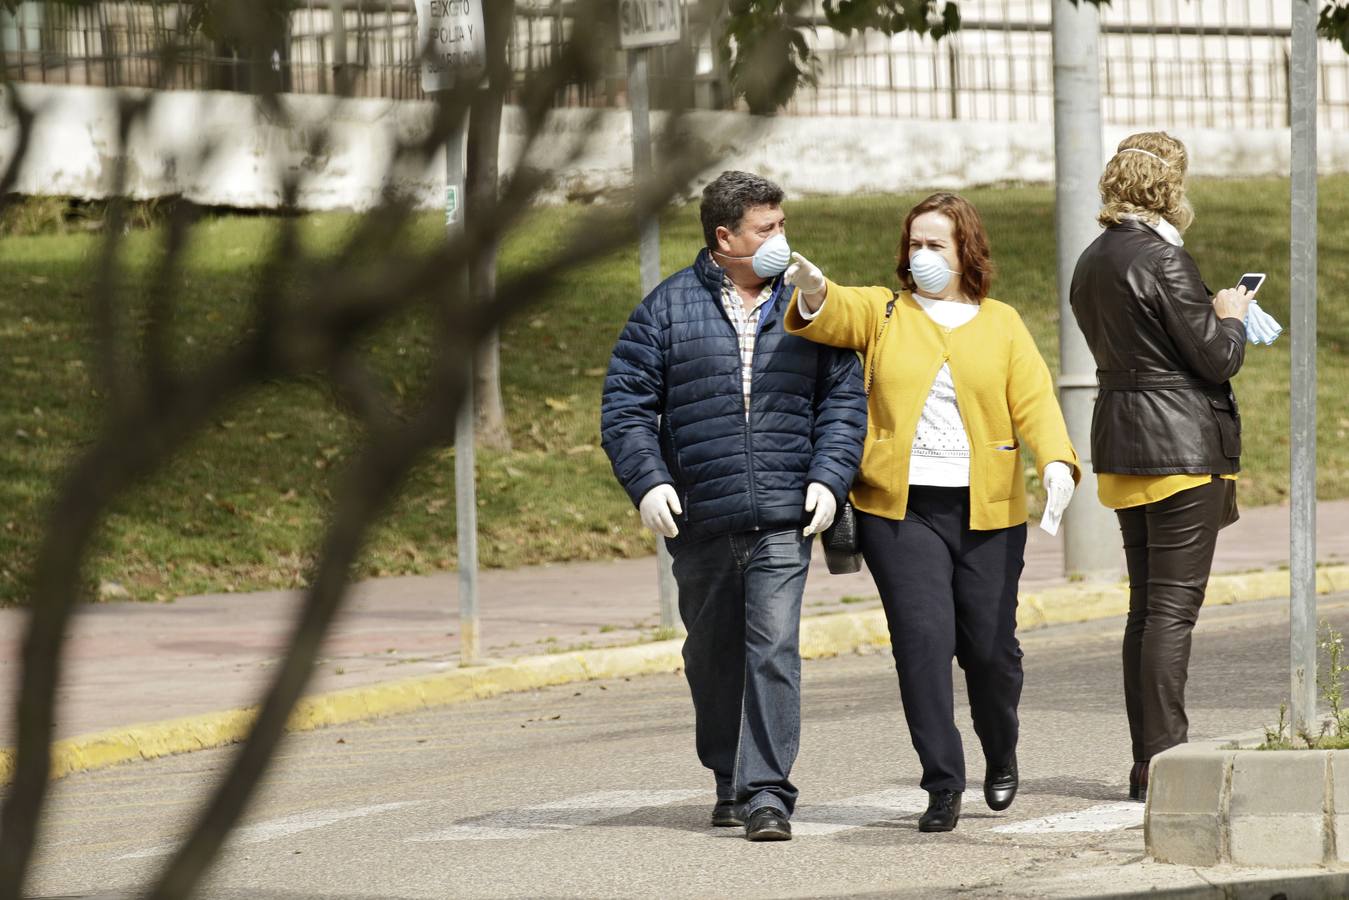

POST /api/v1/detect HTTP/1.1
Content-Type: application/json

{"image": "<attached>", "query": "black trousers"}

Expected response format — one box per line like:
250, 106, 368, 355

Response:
1117, 476, 1235, 762
859, 487, 1027, 793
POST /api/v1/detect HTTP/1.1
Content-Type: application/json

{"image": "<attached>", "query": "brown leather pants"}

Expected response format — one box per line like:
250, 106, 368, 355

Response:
1117, 476, 1237, 762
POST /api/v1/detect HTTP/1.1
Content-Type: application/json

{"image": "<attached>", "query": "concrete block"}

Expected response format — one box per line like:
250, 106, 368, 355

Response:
1229, 750, 1328, 816
1149, 745, 1231, 815
1229, 814, 1327, 867
1332, 753, 1349, 863
1146, 812, 1223, 866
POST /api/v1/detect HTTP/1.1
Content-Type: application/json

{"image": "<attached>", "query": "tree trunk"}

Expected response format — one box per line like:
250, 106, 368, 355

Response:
466, 0, 513, 451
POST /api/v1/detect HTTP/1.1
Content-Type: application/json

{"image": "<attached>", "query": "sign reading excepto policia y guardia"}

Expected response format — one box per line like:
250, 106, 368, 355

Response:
414, 0, 487, 93
618, 0, 682, 50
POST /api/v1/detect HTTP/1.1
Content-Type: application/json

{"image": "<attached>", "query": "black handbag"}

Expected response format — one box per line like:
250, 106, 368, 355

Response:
819, 293, 897, 576
821, 499, 862, 574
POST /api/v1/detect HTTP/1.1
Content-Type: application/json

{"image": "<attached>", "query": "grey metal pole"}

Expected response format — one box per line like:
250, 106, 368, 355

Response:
628, 47, 679, 632
448, 120, 481, 666
1051, 0, 1120, 582
1289, 0, 1318, 732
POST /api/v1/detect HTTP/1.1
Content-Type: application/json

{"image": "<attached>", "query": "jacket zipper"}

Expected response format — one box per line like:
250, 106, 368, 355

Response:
742, 279, 783, 532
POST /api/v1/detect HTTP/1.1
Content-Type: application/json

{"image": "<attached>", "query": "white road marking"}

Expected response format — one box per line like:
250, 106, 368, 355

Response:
118, 801, 423, 859
406, 789, 703, 842
991, 802, 1144, 834
790, 788, 931, 836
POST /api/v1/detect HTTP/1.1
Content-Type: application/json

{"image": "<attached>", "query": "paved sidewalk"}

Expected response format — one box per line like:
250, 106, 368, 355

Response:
2, 500, 1348, 745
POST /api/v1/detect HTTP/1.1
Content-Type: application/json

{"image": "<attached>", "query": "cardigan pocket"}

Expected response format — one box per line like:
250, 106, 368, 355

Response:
981, 439, 1020, 503
858, 428, 896, 495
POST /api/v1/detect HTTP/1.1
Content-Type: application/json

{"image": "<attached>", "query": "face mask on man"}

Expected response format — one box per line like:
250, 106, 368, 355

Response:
717, 233, 792, 278
909, 247, 961, 295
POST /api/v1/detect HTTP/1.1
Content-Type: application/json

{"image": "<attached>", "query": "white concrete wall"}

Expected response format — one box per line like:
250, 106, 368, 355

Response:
1, 83, 1345, 212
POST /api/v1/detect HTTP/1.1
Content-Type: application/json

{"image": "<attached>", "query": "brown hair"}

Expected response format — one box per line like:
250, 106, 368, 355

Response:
1097, 131, 1194, 232
895, 192, 994, 302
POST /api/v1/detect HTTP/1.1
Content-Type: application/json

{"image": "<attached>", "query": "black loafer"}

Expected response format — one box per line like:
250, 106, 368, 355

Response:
744, 806, 792, 841
712, 798, 743, 827
918, 790, 962, 832
984, 756, 1018, 812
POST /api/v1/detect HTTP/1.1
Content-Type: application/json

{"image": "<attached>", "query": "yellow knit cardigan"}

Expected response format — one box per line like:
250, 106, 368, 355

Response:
785, 281, 1080, 531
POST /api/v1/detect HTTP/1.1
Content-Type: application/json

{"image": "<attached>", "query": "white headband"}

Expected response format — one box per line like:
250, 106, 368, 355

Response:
1117, 147, 1172, 166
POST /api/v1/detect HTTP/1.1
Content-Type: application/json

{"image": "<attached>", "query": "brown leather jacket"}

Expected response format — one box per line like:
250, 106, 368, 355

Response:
1069, 220, 1246, 475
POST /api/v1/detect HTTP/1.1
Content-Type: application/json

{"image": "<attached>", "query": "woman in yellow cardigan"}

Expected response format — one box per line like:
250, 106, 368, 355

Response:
784, 192, 1079, 832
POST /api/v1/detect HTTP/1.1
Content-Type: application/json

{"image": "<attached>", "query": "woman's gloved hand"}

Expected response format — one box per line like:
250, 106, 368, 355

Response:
785, 252, 827, 296
802, 482, 837, 537
639, 484, 682, 539
1039, 461, 1076, 536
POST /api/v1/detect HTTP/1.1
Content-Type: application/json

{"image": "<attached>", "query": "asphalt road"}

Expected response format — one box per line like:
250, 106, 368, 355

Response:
25, 592, 1349, 899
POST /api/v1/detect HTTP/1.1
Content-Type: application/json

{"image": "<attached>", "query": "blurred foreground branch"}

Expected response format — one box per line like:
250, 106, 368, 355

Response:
0, 0, 746, 896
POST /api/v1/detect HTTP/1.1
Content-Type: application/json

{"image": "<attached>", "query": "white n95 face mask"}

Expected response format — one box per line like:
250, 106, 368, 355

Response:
909, 247, 960, 295
717, 233, 792, 279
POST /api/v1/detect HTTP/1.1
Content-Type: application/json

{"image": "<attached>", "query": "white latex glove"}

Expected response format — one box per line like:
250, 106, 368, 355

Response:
638, 484, 682, 539
1039, 461, 1076, 536
1244, 300, 1284, 346
784, 252, 827, 296
802, 482, 837, 537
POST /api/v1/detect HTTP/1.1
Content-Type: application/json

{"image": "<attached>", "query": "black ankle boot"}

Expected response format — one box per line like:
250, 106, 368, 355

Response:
919, 789, 962, 832
984, 755, 1018, 812
1129, 761, 1150, 802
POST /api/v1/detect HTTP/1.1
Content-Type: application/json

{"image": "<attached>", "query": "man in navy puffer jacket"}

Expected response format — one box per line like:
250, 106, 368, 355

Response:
601, 171, 866, 841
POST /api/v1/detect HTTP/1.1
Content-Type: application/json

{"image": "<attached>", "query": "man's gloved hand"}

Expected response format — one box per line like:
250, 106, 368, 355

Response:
639, 484, 682, 539
1039, 461, 1076, 536
784, 252, 827, 296
802, 482, 837, 537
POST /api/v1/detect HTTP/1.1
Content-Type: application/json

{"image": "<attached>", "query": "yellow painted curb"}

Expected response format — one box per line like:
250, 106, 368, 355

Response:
4, 563, 1347, 784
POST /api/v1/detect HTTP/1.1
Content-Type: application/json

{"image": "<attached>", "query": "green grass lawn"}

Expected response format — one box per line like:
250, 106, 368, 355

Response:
2, 177, 1346, 605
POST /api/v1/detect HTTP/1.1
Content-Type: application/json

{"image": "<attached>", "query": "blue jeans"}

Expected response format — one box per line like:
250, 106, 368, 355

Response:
669, 529, 810, 817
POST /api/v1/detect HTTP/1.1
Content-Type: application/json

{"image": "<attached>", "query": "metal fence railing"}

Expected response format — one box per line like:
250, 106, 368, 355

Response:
1, 0, 1346, 129
784, 0, 1347, 129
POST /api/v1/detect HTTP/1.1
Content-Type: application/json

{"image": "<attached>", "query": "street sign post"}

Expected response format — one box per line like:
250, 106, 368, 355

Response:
619, 0, 682, 633
1051, 0, 1121, 582
415, 0, 486, 666
1289, 0, 1319, 733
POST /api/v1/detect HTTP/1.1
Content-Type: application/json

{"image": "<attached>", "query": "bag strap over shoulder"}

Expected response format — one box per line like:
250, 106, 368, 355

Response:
863, 292, 899, 395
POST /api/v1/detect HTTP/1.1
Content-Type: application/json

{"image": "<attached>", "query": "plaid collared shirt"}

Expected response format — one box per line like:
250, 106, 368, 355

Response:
720, 276, 776, 417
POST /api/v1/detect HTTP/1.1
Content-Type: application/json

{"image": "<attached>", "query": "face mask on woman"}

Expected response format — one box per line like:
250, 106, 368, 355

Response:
717, 233, 793, 278
909, 247, 961, 295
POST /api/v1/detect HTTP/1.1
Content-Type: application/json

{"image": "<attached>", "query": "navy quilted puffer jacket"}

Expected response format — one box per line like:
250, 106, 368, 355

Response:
601, 249, 867, 547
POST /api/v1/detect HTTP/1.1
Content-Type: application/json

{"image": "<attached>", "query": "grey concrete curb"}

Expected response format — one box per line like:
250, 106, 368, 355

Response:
1099, 870, 1349, 899
5, 563, 1348, 783
1148, 735, 1349, 869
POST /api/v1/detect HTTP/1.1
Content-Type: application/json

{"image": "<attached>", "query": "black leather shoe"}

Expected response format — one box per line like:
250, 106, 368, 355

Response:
984, 756, 1018, 812
918, 790, 962, 832
711, 798, 743, 827
744, 806, 792, 841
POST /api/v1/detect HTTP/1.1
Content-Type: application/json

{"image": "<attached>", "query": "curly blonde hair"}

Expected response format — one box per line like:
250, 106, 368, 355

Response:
1097, 131, 1194, 232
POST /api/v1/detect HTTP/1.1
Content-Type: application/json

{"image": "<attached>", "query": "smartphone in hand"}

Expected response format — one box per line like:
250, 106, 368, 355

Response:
1237, 272, 1266, 294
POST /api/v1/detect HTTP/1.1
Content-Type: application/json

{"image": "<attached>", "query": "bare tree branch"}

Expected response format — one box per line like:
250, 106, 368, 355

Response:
143, 197, 201, 391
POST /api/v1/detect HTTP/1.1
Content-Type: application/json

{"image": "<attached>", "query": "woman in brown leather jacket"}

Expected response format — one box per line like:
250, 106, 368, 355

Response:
1069, 132, 1253, 802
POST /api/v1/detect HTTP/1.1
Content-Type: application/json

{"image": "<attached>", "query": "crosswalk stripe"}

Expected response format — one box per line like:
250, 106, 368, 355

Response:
790, 788, 931, 836
990, 802, 1143, 834
405, 789, 703, 842
118, 801, 423, 860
